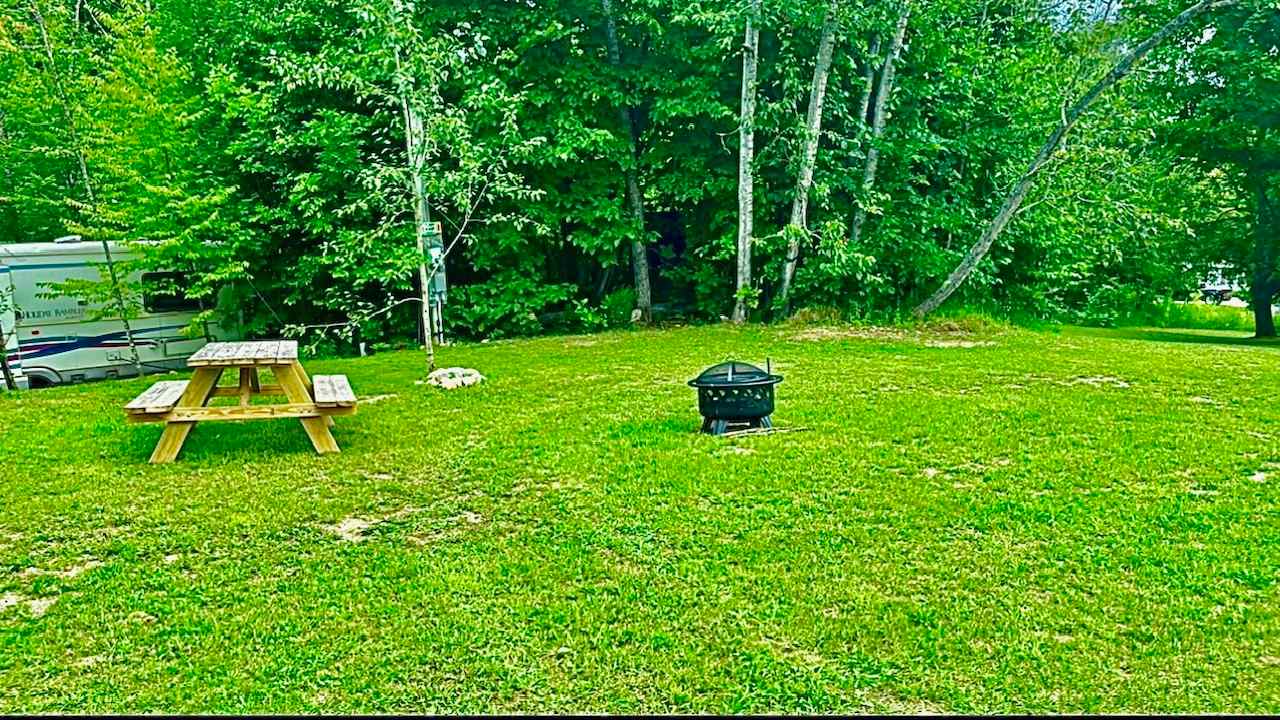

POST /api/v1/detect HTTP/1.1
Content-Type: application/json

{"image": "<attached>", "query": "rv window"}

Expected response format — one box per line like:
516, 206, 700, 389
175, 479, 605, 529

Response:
142, 272, 204, 313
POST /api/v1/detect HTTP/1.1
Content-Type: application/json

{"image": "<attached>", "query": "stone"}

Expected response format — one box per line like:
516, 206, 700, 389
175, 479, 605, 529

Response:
427, 367, 485, 390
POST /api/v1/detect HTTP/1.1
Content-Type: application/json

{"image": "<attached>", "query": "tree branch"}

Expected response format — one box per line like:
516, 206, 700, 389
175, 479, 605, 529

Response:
913, 0, 1238, 318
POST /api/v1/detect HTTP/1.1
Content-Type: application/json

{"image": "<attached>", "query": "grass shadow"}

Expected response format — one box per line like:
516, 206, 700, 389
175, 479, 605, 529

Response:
1069, 326, 1280, 350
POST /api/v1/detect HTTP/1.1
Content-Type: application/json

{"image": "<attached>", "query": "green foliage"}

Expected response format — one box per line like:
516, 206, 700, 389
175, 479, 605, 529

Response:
1143, 0, 1280, 313
448, 270, 575, 338
601, 286, 638, 327
36, 264, 143, 324
0, 0, 1263, 339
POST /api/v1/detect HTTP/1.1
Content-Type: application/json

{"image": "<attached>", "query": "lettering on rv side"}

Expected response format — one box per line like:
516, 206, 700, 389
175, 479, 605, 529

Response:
18, 307, 87, 321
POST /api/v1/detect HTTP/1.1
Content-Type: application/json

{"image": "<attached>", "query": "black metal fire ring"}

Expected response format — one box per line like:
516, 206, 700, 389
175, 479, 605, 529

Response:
689, 360, 783, 435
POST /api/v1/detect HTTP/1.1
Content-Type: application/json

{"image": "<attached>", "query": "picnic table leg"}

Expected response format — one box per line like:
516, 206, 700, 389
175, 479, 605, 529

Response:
238, 368, 256, 407
275, 363, 339, 454
289, 360, 335, 429
150, 367, 224, 464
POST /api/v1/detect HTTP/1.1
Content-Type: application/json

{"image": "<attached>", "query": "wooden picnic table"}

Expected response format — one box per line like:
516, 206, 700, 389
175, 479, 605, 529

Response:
125, 340, 356, 463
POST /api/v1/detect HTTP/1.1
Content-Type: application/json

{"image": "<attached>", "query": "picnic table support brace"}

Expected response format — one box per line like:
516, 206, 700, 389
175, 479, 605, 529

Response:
149, 367, 224, 464
238, 368, 257, 407
289, 361, 334, 429
276, 363, 340, 454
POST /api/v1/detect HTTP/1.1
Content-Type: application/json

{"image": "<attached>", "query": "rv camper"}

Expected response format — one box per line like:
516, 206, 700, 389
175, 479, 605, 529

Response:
0, 237, 234, 389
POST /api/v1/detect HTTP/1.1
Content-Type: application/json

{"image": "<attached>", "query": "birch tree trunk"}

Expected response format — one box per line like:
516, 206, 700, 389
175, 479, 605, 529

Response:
777, 0, 839, 315
394, 53, 436, 373
857, 36, 880, 126
732, 0, 762, 324
386, 0, 436, 372
913, 0, 1235, 317
601, 0, 653, 323
407, 109, 437, 371
31, 0, 143, 378
849, 6, 908, 248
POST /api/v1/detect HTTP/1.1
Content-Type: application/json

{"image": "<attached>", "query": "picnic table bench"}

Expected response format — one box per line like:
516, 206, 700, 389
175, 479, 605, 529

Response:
125, 340, 356, 463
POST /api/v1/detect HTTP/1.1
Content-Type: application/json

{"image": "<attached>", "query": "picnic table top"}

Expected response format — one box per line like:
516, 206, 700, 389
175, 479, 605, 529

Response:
188, 340, 299, 367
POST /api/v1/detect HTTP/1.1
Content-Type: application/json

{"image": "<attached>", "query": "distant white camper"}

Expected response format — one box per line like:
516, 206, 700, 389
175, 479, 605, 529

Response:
0, 237, 235, 389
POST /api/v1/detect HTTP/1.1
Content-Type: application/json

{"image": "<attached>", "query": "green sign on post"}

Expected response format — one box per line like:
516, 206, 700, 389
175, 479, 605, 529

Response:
426, 221, 446, 303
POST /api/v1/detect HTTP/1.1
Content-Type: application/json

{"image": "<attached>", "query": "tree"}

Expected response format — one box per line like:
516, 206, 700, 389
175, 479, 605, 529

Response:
732, 0, 763, 324
1, 0, 1245, 342
0, 283, 16, 390
849, 4, 909, 248
914, 0, 1238, 317
1152, 0, 1278, 335
601, 0, 654, 323
1249, 174, 1280, 336
192, 0, 542, 350
388, 0, 442, 370
777, 0, 839, 315
22, 0, 142, 375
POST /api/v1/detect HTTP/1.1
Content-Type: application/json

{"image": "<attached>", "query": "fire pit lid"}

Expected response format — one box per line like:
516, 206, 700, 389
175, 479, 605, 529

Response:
688, 360, 783, 388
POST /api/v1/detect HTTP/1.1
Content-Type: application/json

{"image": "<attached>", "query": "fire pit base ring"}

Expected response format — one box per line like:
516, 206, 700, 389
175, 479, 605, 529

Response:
701, 415, 773, 436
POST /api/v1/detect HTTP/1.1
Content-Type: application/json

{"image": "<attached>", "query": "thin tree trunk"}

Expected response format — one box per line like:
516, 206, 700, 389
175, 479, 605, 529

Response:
601, 0, 653, 324
31, 0, 143, 377
914, 0, 1235, 317
732, 0, 761, 324
1251, 172, 1277, 337
0, 243, 12, 389
388, 0, 436, 373
849, 6, 908, 248
777, 0, 839, 316
397, 66, 436, 373
857, 37, 879, 126
0, 330, 15, 390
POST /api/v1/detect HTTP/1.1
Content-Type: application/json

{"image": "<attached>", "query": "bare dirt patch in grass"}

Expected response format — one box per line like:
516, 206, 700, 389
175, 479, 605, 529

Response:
26, 597, 56, 617
925, 339, 997, 349
789, 326, 913, 343
126, 611, 156, 624
76, 654, 106, 668
1061, 376, 1131, 389
325, 517, 376, 542
863, 689, 948, 715
408, 511, 485, 546
0, 592, 58, 618
359, 393, 398, 405
20, 558, 103, 580
322, 506, 426, 542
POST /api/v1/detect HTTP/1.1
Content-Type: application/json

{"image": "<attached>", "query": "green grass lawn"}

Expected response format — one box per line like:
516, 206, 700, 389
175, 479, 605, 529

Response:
1, 322, 1278, 712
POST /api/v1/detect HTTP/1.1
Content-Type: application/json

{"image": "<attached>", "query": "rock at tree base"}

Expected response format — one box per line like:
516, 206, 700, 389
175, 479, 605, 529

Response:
427, 367, 485, 390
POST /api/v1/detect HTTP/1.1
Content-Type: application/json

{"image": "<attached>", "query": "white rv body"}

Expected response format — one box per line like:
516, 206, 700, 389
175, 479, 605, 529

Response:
0, 239, 235, 389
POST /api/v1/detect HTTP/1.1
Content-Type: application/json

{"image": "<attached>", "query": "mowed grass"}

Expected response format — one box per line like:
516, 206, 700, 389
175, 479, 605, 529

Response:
1, 322, 1278, 713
